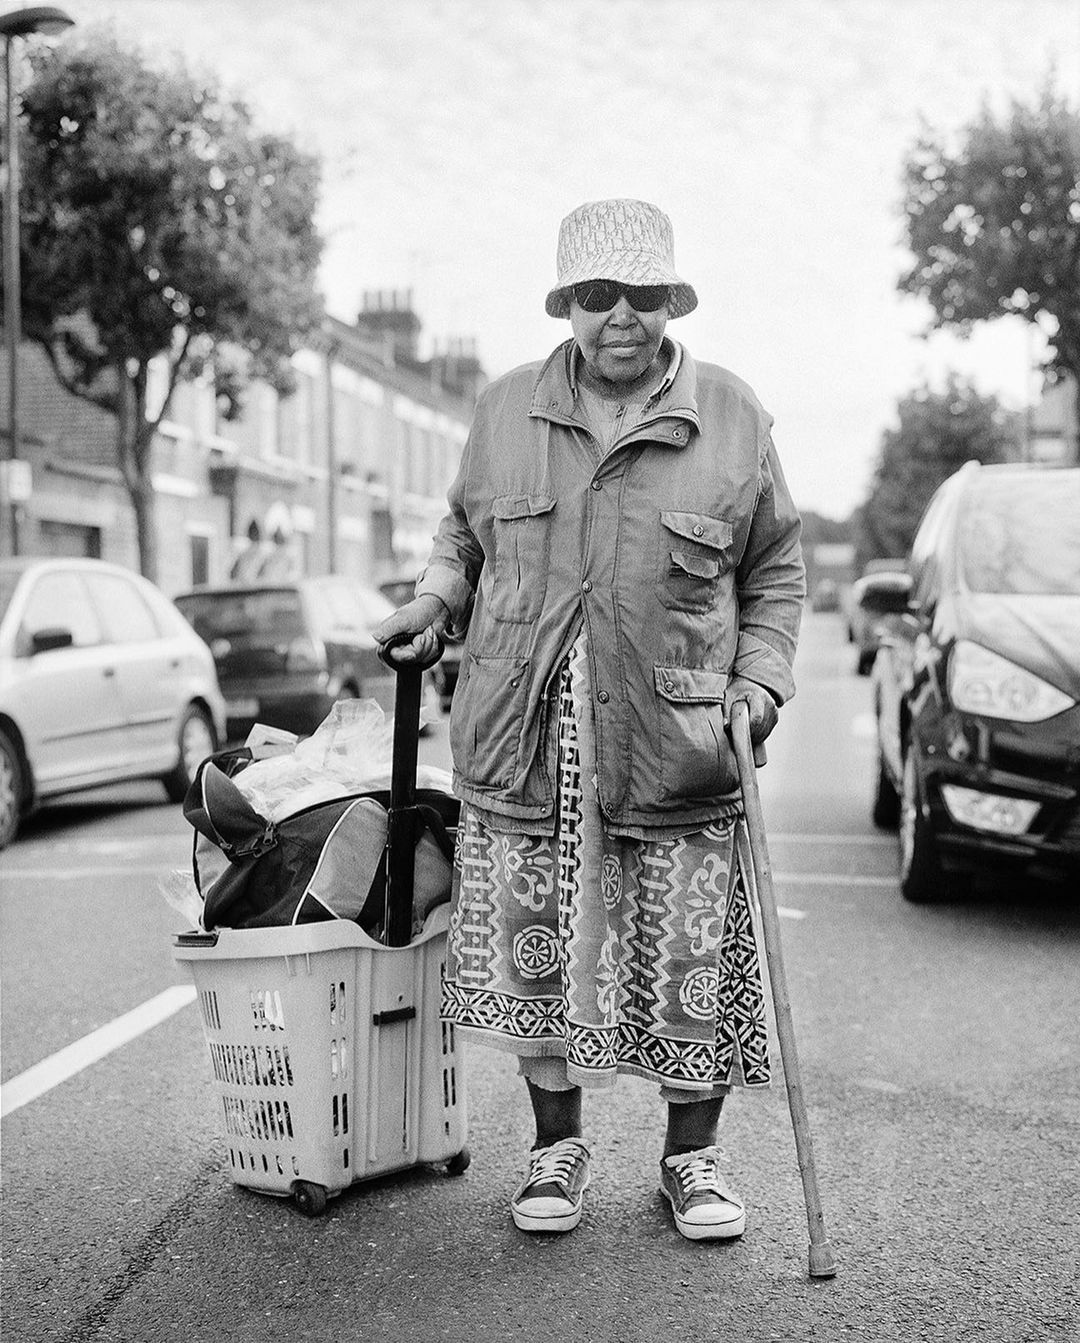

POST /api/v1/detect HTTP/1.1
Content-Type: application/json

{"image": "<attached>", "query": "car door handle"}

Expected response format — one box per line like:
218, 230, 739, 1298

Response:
103, 666, 116, 678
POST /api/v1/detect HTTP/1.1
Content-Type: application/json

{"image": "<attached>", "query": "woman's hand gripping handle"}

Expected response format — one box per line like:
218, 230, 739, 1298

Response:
374, 593, 450, 671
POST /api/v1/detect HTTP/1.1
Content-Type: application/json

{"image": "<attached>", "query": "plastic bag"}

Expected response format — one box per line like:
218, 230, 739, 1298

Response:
158, 868, 204, 929
232, 698, 452, 823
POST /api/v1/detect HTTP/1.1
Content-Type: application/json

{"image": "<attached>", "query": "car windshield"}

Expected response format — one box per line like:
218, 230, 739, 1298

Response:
957, 473, 1080, 596
305, 581, 395, 635
175, 589, 306, 642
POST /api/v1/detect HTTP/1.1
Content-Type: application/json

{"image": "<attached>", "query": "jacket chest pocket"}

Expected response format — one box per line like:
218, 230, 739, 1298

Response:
656, 511, 735, 613
490, 493, 556, 623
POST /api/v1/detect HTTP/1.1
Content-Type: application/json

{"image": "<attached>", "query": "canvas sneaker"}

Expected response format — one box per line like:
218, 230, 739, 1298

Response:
510, 1137, 591, 1233
660, 1146, 746, 1241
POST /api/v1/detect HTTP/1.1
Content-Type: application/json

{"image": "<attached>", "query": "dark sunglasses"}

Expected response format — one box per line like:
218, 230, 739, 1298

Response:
571, 280, 671, 313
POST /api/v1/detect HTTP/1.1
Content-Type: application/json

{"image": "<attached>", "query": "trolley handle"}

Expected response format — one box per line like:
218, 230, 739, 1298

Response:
174, 929, 219, 947
376, 630, 446, 948
377, 629, 445, 673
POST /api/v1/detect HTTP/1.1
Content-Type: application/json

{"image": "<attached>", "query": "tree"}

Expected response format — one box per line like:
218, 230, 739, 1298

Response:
13, 28, 323, 581
855, 378, 1022, 570
899, 84, 1080, 446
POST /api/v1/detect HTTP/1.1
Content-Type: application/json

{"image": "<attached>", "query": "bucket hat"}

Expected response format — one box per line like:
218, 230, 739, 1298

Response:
545, 198, 697, 320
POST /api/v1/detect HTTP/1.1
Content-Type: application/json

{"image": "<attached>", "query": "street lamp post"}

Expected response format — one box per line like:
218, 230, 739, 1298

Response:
1, 6, 73, 557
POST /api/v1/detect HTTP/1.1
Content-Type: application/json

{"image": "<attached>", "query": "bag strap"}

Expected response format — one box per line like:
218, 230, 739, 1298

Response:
356, 799, 456, 932
416, 803, 455, 864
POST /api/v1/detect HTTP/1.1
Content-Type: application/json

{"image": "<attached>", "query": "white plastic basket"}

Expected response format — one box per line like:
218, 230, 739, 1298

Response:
173, 905, 468, 1215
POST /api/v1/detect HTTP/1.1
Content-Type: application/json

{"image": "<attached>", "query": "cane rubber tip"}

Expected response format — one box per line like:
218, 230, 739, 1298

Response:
808, 1241, 839, 1278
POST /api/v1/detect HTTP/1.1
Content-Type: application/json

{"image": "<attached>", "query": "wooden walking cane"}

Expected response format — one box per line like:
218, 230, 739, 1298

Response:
729, 699, 838, 1280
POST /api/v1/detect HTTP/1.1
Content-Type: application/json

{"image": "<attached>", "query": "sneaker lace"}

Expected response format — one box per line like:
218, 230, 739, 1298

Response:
527, 1138, 587, 1188
668, 1145, 726, 1197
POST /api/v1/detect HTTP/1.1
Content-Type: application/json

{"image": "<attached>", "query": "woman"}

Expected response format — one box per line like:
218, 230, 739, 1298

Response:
374, 198, 805, 1241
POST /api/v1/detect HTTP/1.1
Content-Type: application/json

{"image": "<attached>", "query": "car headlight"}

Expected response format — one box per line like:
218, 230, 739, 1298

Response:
940, 785, 1040, 835
948, 640, 1075, 722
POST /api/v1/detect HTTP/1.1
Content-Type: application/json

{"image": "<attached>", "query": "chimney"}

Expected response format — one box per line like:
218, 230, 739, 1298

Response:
436, 335, 486, 402
356, 288, 422, 365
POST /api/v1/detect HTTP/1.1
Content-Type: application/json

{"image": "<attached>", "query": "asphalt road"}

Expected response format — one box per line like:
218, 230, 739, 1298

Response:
2, 613, 1078, 1343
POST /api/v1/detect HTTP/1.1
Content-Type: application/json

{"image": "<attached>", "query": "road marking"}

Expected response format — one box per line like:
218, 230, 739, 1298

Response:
0, 984, 197, 1119
770, 834, 894, 846
0, 865, 179, 879
22, 836, 188, 853
777, 906, 806, 920
851, 712, 877, 738
774, 872, 896, 887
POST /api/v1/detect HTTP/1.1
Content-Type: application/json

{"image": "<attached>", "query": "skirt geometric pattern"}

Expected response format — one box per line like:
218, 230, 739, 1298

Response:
441, 631, 771, 1092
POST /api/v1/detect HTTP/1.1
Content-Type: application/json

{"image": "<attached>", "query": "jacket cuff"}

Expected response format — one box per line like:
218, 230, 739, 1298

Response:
732, 632, 796, 705
415, 563, 473, 630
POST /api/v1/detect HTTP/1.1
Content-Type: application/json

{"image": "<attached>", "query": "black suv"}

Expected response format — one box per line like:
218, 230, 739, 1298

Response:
871, 462, 1080, 901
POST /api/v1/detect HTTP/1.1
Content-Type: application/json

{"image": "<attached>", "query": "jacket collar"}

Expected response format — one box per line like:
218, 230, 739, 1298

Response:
529, 337, 701, 441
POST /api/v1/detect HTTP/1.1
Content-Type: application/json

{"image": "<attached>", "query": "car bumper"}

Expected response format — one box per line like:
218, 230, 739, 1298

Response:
915, 706, 1080, 879
221, 671, 437, 743
224, 692, 339, 742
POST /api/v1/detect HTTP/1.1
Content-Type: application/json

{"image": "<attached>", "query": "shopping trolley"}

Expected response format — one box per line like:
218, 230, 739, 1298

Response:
173, 638, 468, 1216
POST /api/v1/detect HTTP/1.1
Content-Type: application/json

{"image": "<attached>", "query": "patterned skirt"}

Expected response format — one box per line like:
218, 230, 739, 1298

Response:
441, 633, 771, 1092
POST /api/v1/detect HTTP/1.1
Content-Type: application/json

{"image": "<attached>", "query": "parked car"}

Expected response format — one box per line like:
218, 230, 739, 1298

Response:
378, 577, 463, 712
0, 557, 226, 848
809, 577, 840, 612
870, 462, 1080, 901
849, 566, 911, 674
173, 577, 440, 744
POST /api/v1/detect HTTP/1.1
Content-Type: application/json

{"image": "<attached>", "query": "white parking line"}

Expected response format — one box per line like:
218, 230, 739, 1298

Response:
774, 872, 896, 887
851, 712, 877, 739
770, 834, 894, 846
0, 984, 197, 1119
0, 865, 176, 879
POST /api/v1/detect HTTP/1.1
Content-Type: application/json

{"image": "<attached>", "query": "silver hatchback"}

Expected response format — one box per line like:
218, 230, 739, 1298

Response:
0, 557, 226, 848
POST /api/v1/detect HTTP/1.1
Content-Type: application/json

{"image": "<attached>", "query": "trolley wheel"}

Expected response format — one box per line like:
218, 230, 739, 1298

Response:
291, 1180, 328, 1217
445, 1147, 471, 1176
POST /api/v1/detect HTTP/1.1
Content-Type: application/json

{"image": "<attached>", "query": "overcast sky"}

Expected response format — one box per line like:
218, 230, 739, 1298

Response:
61, 0, 1080, 516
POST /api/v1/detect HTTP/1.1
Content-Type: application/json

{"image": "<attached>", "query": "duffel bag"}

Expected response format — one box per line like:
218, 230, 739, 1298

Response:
182, 749, 458, 935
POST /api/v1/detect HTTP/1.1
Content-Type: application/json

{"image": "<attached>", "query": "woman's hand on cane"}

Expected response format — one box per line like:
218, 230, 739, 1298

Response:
723, 676, 778, 744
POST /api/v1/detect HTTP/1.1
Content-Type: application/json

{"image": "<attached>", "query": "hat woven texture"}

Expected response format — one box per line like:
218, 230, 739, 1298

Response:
545, 198, 697, 320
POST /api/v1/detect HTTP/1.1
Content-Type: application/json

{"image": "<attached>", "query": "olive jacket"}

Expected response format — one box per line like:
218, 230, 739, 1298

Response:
416, 338, 806, 836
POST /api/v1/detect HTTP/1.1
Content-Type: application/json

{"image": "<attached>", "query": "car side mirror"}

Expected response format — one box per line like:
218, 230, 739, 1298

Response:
29, 627, 75, 655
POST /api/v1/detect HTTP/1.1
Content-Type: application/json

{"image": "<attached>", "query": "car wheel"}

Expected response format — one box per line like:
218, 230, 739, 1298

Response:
872, 745, 900, 829
162, 706, 217, 804
898, 745, 944, 902
0, 727, 26, 850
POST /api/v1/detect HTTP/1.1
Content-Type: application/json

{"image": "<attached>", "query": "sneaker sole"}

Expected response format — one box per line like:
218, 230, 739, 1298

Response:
659, 1185, 746, 1241
511, 1174, 591, 1234
511, 1200, 584, 1233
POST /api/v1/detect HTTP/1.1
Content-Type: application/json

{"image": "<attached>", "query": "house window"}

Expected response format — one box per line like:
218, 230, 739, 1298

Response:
189, 532, 210, 586
37, 520, 102, 559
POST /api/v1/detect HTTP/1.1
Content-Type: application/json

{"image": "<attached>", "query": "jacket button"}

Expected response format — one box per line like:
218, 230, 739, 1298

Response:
693, 524, 704, 537
664, 680, 675, 692
581, 580, 592, 593
673, 427, 686, 440
591, 480, 602, 491
597, 690, 610, 704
